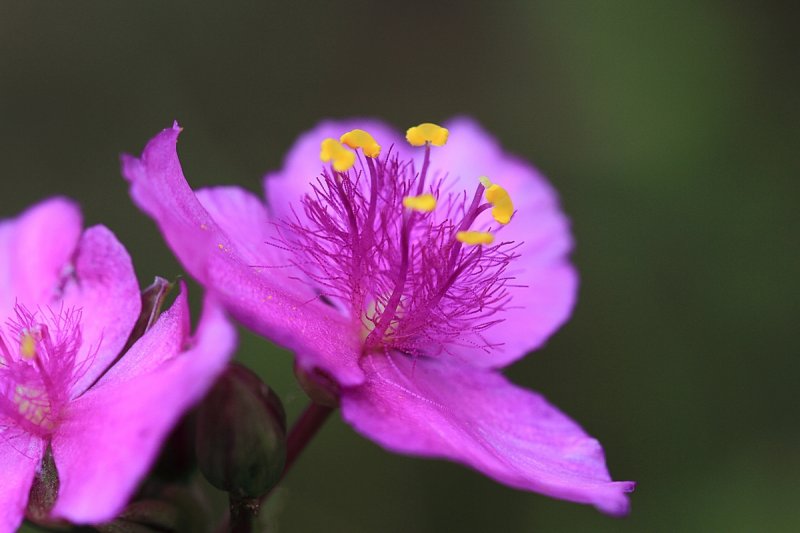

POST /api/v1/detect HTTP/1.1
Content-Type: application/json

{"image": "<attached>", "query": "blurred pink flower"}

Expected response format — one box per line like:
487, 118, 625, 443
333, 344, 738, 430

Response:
123, 118, 633, 515
0, 199, 235, 531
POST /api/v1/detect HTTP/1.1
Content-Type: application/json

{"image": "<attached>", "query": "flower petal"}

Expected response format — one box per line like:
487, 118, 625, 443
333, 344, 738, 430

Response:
263, 118, 410, 223
0, 198, 82, 318
89, 282, 191, 387
438, 118, 578, 367
61, 225, 141, 397
50, 291, 236, 524
194, 186, 309, 295
341, 354, 634, 516
122, 125, 364, 386
204, 251, 364, 385
195, 186, 284, 267
0, 431, 44, 533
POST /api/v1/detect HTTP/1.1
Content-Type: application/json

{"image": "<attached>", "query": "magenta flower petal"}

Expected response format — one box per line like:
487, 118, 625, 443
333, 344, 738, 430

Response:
0, 434, 43, 533
342, 353, 633, 515
121, 125, 224, 284
122, 126, 364, 386
195, 186, 288, 267
439, 118, 574, 264
472, 261, 577, 366
60, 225, 141, 397
50, 290, 236, 524
432, 118, 578, 366
194, 186, 311, 296
263, 118, 409, 223
91, 284, 191, 387
0, 198, 81, 318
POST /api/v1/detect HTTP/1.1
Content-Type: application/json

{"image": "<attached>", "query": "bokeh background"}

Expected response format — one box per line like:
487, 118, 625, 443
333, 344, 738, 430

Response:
3, 1, 797, 531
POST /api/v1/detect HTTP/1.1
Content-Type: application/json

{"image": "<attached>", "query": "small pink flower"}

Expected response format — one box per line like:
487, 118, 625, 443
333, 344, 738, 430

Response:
123, 118, 634, 515
0, 199, 235, 531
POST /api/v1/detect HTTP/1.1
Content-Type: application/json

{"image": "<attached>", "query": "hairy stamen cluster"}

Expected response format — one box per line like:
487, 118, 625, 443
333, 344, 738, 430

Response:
0, 304, 92, 436
277, 124, 520, 359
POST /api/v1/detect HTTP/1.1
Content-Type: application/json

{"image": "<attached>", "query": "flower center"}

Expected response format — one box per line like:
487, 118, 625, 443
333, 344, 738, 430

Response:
0, 305, 88, 436
281, 123, 519, 359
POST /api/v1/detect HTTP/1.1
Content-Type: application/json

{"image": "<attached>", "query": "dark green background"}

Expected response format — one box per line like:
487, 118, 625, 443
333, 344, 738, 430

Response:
3, 1, 797, 531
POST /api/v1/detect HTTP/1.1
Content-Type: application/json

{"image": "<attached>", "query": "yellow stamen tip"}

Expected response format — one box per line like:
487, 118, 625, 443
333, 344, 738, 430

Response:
456, 231, 494, 245
320, 138, 356, 172
479, 176, 492, 188
402, 193, 437, 213
20, 333, 36, 360
406, 123, 449, 147
484, 182, 514, 225
340, 129, 381, 158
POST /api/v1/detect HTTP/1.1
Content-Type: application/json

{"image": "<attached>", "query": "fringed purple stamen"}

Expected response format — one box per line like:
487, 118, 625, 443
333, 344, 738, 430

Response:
0, 303, 90, 437
276, 148, 519, 359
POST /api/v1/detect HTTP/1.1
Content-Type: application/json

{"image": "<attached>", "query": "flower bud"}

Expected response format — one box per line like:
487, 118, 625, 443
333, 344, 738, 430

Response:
195, 364, 287, 498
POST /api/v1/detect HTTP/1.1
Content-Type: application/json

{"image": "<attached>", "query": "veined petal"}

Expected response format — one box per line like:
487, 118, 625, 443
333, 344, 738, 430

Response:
0, 198, 82, 318
482, 262, 578, 363
0, 431, 44, 533
194, 186, 310, 296
50, 292, 236, 523
121, 124, 229, 285
205, 250, 364, 385
61, 225, 141, 397
341, 354, 633, 516
196, 186, 288, 269
90, 282, 191, 387
437, 118, 578, 367
122, 125, 364, 385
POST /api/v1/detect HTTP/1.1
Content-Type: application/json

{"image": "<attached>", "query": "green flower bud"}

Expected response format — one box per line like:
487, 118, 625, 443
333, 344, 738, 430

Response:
195, 364, 287, 498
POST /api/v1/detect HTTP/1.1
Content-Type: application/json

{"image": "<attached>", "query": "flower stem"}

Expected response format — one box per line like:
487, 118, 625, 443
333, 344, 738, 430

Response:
284, 402, 335, 475
258, 401, 334, 512
229, 495, 259, 533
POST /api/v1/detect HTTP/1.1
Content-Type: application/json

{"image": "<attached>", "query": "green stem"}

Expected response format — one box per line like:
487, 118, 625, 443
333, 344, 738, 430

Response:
229, 495, 258, 533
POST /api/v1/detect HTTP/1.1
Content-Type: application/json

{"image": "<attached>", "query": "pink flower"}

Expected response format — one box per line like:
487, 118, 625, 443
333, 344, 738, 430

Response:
123, 119, 634, 515
0, 199, 235, 531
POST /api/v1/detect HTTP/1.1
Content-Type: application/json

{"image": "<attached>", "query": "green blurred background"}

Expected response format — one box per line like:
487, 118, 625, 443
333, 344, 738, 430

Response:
2, 1, 797, 531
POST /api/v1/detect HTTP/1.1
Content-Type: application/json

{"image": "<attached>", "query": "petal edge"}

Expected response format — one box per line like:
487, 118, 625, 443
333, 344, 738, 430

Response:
341, 354, 633, 515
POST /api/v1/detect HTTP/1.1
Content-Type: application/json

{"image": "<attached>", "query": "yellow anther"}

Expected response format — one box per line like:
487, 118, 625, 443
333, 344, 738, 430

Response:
480, 176, 514, 225
402, 193, 437, 213
456, 231, 494, 245
20, 333, 36, 360
406, 123, 449, 147
340, 129, 381, 158
320, 138, 356, 172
